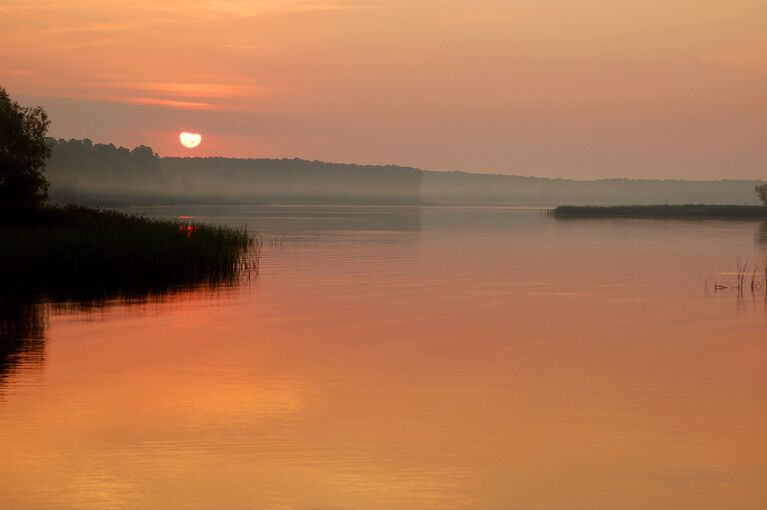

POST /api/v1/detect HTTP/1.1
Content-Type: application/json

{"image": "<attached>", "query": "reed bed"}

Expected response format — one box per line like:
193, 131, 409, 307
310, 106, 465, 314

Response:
0, 206, 259, 301
553, 205, 767, 219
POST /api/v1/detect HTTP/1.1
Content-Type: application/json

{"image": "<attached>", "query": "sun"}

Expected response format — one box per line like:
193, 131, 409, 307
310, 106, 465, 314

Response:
179, 131, 202, 149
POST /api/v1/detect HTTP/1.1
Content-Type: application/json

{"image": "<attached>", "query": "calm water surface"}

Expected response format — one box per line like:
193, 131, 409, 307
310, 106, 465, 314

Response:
1, 205, 766, 509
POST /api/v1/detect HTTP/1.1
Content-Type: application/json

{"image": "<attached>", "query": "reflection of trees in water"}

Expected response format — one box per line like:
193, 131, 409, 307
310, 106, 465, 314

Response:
0, 270, 254, 389
0, 299, 46, 386
757, 222, 767, 248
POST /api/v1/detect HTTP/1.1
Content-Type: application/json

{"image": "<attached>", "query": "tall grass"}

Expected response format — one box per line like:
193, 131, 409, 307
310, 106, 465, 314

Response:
0, 206, 259, 301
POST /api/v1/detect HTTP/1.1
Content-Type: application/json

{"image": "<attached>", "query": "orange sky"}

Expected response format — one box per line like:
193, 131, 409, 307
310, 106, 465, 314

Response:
1, 0, 765, 178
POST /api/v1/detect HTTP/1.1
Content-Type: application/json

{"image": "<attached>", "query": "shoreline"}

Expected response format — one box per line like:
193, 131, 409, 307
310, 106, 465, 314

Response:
552, 204, 767, 219
0, 205, 257, 301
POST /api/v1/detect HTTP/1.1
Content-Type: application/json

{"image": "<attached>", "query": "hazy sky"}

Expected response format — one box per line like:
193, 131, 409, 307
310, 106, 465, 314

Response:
1, 0, 765, 178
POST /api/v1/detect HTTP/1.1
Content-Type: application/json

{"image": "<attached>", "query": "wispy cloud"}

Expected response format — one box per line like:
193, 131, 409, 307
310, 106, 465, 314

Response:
108, 81, 271, 99
37, 21, 141, 35
123, 97, 216, 109
217, 42, 272, 51
39, 91, 218, 110
0, 67, 34, 76
0, 0, 386, 31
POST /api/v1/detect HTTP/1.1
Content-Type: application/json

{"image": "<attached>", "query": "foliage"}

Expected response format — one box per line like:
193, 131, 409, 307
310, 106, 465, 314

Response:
47, 138, 161, 181
45, 138, 164, 202
755, 185, 767, 206
0, 87, 51, 207
45, 140, 422, 204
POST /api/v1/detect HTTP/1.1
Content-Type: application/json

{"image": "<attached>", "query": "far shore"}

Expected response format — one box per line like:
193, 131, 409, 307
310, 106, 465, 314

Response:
552, 204, 767, 219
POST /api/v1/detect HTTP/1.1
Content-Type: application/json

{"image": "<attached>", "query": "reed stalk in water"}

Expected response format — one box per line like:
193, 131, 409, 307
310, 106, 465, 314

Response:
711, 257, 767, 295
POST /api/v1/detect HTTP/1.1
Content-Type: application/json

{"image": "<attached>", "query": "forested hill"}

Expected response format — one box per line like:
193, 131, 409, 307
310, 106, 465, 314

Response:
46, 139, 422, 204
45, 139, 764, 205
160, 157, 422, 204
46, 139, 164, 202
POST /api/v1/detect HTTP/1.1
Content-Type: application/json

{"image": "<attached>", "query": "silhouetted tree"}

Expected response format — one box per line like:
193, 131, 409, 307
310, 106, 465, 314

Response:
756, 185, 767, 206
0, 87, 51, 208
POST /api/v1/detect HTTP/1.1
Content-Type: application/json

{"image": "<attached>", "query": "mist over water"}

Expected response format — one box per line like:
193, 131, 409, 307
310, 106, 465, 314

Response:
44, 139, 766, 207
1, 205, 766, 509
5, 0, 767, 507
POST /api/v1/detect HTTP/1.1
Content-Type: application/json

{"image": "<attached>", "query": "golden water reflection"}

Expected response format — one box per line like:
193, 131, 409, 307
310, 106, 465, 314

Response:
1, 206, 766, 509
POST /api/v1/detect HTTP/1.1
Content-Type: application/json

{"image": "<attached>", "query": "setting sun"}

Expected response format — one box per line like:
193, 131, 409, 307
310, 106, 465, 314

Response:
2, 2, 767, 509
179, 132, 202, 149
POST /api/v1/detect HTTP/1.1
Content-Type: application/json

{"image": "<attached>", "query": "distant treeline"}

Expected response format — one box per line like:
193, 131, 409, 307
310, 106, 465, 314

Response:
46, 139, 165, 202
45, 139, 765, 206
422, 171, 766, 205
161, 157, 422, 204
46, 139, 421, 204
552, 204, 767, 219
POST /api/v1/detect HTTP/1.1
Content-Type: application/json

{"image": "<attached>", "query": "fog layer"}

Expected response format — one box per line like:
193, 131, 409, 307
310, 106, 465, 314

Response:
46, 139, 764, 206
